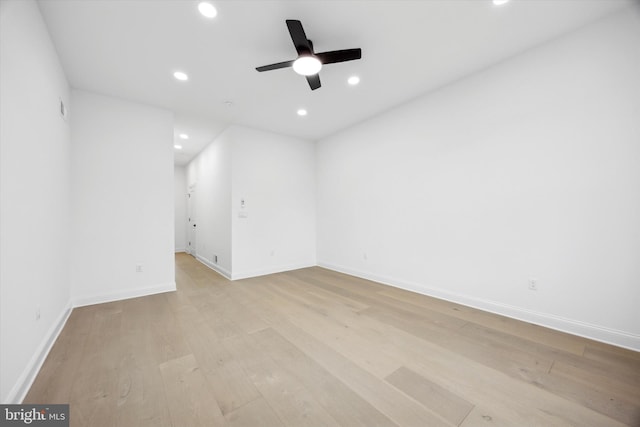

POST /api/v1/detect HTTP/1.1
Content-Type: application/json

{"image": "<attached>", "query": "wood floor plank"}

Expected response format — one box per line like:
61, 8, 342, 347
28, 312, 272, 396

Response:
301, 267, 392, 294
67, 303, 122, 423
583, 345, 640, 373
23, 253, 639, 427
550, 359, 640, 403
316, 291, 629, 426
224, 276, 453, 426
224, 398, 284, 427
248, 267, 637, 426
461, 320, 640, 398
295, 270, 469, 331
404, 341, 631, 427
458, 406, 514, 427
271, 321, 453, 427
23, 307, 91, 404
203, 289, 269, 335
188, 292, 244, 340
126, 294, 191, 366
248, 328, 399, 427
377, 286, 588, 355
158, 353, 226, 427
362, 305, 554, 378
520, 365, 640, 426
386, 366, 474, 426
222, 332, 341, 427
285, 301, 560, 426
585, 340, 640, 362
276, 272, 371, 312
114, 355, 173, 427
117, 308, 178, 427
177, 314, 261, 415
226, 279, 291, 328
256, 278, 404, 378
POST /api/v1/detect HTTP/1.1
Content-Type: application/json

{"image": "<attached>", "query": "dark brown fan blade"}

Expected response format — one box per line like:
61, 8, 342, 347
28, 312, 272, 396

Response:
286, 19, 312, 54
316, 48, 362, 65
306, 74, 321, 90
256, 60, 295, 72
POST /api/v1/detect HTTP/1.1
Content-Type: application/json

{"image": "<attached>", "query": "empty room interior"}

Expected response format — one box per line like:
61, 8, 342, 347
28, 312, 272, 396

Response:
1, 0, 640, 425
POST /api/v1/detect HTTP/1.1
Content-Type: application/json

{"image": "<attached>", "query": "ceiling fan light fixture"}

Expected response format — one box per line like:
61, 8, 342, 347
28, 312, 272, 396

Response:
292, 56, 322, 76
173, 71, 189, 81
255, 19, 362, 90
198, 2, 217, 18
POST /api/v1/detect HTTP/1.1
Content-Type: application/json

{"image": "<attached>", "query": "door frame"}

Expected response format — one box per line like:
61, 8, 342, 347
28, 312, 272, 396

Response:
187, 184, 196, 257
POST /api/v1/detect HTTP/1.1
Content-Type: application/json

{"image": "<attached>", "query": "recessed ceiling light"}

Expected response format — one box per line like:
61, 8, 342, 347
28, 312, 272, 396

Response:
173, 71, 189, 81
179, 133, 189, 140
174, 145, 183, 150
493, 0, 510, 6
292, 56, 322, 76
297, 109, 308, 116
348, 75, 360, 85
198, 2, 217, 18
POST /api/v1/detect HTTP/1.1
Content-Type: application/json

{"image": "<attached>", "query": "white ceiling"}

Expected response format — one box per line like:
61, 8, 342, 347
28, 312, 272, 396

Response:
37, 0, 633, 166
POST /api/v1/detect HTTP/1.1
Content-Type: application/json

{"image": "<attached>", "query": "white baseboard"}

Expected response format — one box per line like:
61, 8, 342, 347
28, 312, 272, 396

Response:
4, 302, 72, 404
318, 261, 640, 352
6, 282, 176, 403
72, 282, 176, 308
195, 256, 316, 282
174, 248, 186, 253
231, 262, 317, 281
196, 255, 232, 280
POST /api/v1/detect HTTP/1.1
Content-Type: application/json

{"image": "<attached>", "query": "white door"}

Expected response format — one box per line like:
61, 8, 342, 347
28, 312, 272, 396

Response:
187, 187, 196, 257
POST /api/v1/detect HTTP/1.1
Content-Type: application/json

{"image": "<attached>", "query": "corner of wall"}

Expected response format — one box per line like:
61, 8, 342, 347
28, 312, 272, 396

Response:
72, 282, 176, 308
5, 303, 72, 404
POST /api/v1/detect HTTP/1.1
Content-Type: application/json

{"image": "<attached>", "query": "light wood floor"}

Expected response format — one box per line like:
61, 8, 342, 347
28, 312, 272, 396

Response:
25, 253, 640, 426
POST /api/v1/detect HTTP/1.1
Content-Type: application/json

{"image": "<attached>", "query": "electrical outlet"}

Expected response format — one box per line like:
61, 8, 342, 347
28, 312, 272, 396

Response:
136, 264, 143, 273
528, 278, 538, 291
363, 252, 368, 261
214, 254, 218, 263
36, 307, 41, 321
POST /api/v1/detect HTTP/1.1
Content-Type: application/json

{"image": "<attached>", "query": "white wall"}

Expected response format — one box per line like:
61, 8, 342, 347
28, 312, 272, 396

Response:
0, 0, 72, 403
70, 90, 175, 306
317, 9, 640, 350
186, 125, 316, 280
174, 165, 187, 252
186, 129, 232, 276
230, 126, 316, 279
2, 2, 636, 408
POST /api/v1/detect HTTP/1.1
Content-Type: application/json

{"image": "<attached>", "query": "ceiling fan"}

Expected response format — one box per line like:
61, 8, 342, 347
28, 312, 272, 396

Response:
256, 20, 362, 90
